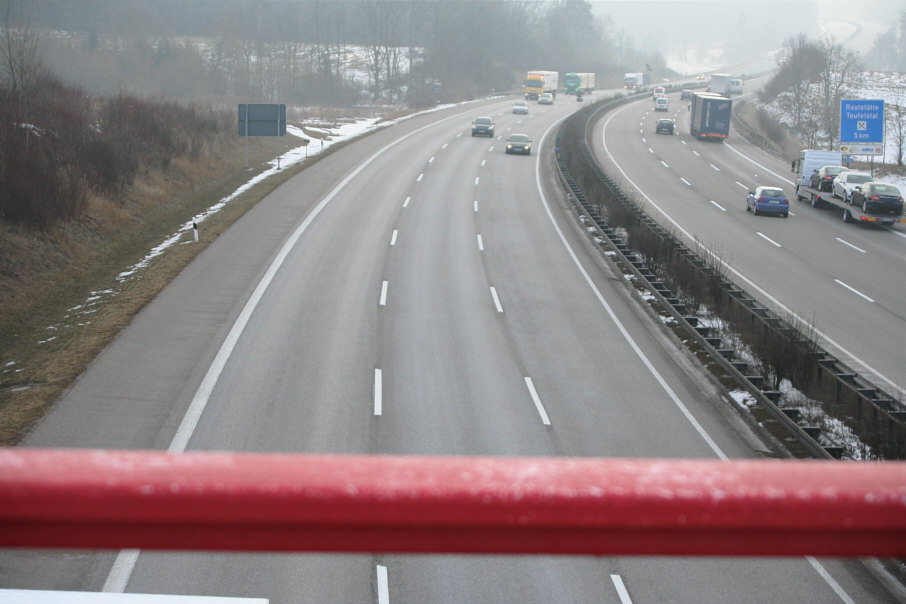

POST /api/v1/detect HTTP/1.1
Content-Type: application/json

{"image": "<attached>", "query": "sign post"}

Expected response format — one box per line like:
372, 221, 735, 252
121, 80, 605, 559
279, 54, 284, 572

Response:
238, 104, 287, 169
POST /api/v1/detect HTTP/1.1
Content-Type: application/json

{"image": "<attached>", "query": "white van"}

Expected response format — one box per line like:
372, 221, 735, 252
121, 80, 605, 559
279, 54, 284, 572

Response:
655, 97, 669, 112
791, 150, 842, 188
729, 79, 743, 95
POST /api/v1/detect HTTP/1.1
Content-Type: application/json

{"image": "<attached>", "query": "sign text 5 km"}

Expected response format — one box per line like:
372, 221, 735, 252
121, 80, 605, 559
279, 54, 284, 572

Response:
839, 99, 884, 154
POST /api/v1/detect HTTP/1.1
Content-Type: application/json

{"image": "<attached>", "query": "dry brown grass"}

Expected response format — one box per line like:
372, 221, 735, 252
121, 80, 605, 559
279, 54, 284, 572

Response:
0, 131, 318, 445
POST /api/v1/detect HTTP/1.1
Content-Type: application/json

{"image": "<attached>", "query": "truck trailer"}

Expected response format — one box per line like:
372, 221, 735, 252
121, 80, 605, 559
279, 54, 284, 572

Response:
690, 92, 731, 140
622, 72, 650, 91
564, 72, 595, 95
792, 149, 906, 225
524, 70, 558, 100
707, 73, 732, 97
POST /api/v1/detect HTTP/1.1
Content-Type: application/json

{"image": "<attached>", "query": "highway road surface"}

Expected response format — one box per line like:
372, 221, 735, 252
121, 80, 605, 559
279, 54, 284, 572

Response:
1, 90, 901, 603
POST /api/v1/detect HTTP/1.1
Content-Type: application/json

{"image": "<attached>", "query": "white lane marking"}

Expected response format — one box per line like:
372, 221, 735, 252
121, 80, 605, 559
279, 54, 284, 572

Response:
403, 196, 411, 208
489, 286, 503, 313
735, 181, 748, 189
680, 177, 691, 186
725, 141, 795, 186
834, 279, 875, 303
377, 565, 390, 604
710, 200, 727, 212
442, 143, 448, 149
456, 132, 463, 138
477, 234, 484, 251
429, 156, 435, 163
602, 102, 860, 603
474, 200, 479, 212
835, 237, 867, 253
806, 557, 856, 604
524, 377, 551, 425
602, 110, 901, 396
660, 160, 669, 168
756, 232, 782, 248
892, 229, 906, 239
481, 159, 486, 167
693, 150, 700, 156
380, 280, 389, 306
710, 164, 720, 171
390, 230, 398, 246
681, 140, 687, 146
417, 173, 424, 182
544, 113, 728, 460
475, 177, 480, 185
648, 147, 653, 154
641, 137, 646, 143
488, 146, 494, 152
611, 574, 633, 604
374, 368, 383, 416
104, 103, 488, 593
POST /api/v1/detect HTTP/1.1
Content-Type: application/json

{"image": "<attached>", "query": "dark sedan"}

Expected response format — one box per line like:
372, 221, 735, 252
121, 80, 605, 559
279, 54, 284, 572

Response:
505, 134, 532, 155
849, 182, 904, 219
655, 118, 674, 134
809, 165, 848, 191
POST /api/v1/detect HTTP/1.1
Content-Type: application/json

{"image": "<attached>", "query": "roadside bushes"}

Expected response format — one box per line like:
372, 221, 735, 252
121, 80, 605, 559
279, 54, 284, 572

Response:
0, 74, 229, 230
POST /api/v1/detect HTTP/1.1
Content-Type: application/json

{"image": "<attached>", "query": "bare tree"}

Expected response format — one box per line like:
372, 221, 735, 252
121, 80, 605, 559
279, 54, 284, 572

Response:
0, 0, 44, 98
889, 103, 906, 166
816, 37, 861, 148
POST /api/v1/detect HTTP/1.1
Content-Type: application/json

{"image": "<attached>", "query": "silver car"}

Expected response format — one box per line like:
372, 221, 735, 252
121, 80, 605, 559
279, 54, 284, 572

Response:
832, 171, 872, 203
512, 100, 528, 114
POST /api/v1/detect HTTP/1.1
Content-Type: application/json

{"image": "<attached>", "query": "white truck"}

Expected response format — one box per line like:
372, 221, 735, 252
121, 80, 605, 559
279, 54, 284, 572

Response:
791, 149, 906, 225
708, 73, 732, 97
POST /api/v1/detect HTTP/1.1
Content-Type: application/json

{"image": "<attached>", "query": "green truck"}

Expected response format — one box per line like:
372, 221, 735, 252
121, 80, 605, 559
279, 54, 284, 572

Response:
564, 72, 595, 95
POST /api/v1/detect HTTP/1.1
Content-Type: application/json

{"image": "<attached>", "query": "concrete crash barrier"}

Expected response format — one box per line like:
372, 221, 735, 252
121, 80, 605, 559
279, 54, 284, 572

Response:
1, 449, 905, 557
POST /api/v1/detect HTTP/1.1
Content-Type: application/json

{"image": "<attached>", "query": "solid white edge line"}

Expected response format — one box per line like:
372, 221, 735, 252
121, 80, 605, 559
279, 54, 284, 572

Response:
377, 564, 390, 604
600, 104, 902, 396
600, 102, 858, 601
104, 101, 481, 593
524, 376, 551, 425
834, 279, 875, 303
540, 112, 727, 459
489, 286, 503, 313
380, 280, 389, 306
610, 574, 633, 604
806, 557, 857, 604
374, 368, 383, 416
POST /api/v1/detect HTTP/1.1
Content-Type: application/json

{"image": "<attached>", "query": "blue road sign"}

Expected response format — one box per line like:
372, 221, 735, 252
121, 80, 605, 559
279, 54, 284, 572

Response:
839, 99, 884, 145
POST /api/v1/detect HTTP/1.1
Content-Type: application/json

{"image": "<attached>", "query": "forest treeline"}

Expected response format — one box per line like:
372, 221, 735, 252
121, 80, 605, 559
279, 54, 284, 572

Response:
29, 0, 671, 106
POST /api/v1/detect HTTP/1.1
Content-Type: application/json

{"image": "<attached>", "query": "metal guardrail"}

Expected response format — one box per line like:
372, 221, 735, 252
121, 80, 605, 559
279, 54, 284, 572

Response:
554, 93, 905, 460
1, 449, 905, 557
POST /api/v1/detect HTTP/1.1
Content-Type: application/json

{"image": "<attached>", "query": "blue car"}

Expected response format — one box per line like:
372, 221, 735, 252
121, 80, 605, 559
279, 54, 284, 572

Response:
746, 186, 789, 217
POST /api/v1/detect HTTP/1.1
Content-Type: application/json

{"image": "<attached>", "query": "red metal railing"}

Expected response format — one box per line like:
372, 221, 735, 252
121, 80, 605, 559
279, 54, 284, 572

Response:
2, 449, 905, 557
